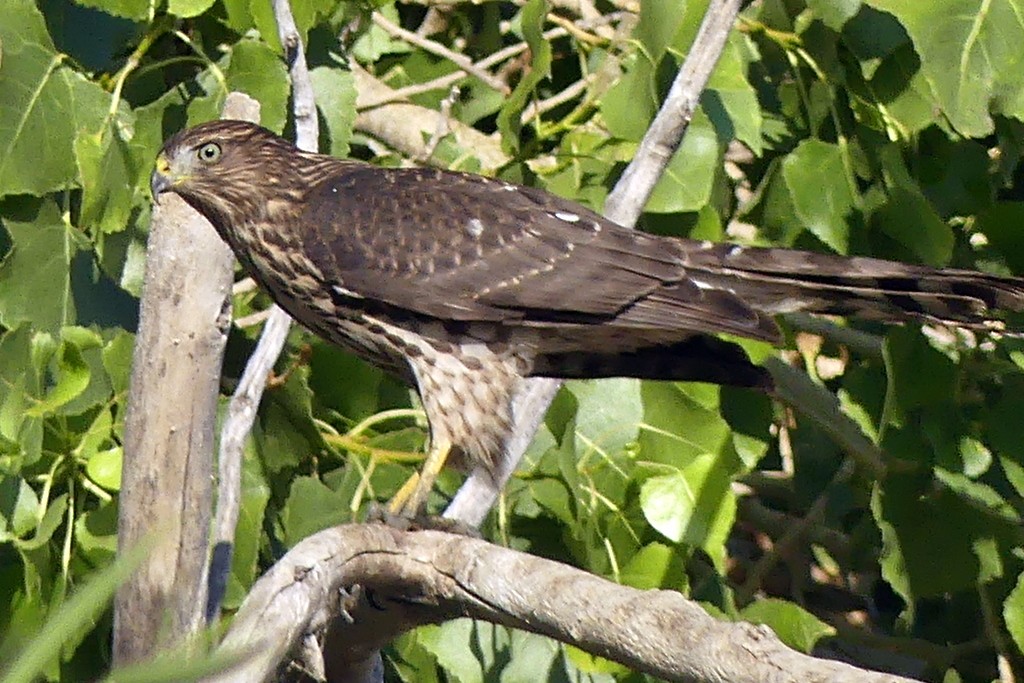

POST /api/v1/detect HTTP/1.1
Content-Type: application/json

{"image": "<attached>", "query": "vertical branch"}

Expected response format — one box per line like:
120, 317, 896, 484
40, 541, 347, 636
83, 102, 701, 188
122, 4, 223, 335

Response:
603, 0, 744, 225
114, 93, 260, 664
205, 0, 321, 623
445, 0, 745, 526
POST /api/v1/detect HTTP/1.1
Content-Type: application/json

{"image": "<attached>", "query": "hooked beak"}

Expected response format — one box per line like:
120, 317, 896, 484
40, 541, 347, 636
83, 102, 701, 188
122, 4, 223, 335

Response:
150, 152, 175, 202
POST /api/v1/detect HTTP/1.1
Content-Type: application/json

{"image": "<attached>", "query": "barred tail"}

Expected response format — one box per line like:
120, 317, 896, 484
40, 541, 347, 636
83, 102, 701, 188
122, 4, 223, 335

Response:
680, 243, 1024, 331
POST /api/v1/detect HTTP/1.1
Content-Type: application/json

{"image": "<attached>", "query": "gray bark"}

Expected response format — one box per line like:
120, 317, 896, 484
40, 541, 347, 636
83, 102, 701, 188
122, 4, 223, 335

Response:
113, 93, 260, 664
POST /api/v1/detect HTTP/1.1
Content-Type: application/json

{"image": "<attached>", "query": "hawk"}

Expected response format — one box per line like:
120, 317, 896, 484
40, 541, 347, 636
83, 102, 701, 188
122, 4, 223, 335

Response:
151, 120, 1024, 517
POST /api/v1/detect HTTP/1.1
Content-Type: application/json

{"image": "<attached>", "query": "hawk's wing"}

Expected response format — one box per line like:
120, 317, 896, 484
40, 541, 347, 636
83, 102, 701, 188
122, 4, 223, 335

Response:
296, 162, 781, 343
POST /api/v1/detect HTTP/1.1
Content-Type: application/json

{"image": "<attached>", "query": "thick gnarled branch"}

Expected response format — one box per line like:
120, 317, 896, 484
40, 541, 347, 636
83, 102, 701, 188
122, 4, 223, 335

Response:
203, 524, 921, 683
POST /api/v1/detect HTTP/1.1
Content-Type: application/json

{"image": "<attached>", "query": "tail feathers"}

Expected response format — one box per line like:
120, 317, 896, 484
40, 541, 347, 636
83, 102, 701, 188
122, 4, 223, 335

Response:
530, 334, 772, 390
679, 242, 1024, 331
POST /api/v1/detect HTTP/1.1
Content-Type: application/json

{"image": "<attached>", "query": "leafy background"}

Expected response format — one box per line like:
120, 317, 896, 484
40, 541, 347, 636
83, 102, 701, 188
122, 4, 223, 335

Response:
2, 0, 1024, 680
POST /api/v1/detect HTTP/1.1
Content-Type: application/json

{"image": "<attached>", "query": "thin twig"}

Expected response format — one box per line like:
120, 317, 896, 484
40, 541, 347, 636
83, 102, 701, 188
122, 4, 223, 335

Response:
735, 459, 856, 605
232, 277, 257, 295
371, 11, 510, 93
520, 74, 594, 123
545, 12, 608, 46
277, 1, 318, 145
234, 307, 273, 329
604, 0, 743, 226
419, 85, 460, 163
359, 12, 627, 110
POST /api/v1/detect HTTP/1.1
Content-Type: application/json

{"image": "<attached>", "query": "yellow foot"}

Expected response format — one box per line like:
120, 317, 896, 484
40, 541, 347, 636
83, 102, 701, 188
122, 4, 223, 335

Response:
386, 439, 453, 518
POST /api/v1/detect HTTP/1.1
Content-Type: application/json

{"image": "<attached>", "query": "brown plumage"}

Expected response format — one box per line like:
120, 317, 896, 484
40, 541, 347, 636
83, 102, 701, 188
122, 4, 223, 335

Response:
151, 120, 1024, 516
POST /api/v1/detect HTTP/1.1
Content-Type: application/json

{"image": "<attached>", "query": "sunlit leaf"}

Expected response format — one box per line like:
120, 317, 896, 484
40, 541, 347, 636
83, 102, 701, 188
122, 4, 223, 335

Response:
865, 0, 1024, 137
0, 0, 77, 197
309, 67, 357, 158
496, 0, 552, 153
781, 140, 857, 253
739, 599, 836, 653
167, 0, 215, 18
0, 198, 75, 334
645, 108, 720, 214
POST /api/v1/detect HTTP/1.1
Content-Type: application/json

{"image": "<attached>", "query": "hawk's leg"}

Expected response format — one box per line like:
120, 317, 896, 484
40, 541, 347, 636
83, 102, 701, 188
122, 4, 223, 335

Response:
387, 437, 453, 517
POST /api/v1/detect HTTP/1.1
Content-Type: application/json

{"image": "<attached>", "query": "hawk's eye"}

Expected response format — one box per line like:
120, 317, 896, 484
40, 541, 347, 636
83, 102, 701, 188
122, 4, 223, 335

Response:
197, 142, 222, 164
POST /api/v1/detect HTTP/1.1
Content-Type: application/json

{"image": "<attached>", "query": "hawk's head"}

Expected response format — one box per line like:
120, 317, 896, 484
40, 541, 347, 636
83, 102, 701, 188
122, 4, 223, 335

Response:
151, 120, 301, 233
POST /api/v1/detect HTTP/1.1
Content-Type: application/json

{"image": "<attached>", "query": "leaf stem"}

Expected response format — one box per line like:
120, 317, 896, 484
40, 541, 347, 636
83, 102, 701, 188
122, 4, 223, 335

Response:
105, 17, 171, 126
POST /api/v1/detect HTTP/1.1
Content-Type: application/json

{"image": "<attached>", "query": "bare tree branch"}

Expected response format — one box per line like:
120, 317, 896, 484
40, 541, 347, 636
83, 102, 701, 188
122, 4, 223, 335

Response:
371, 11, 511, 93
204, 524, 923, 683
114, 92, 259, 665
207, 0, 321, 623
352, 66, 508, 172
604, 0, 744, 225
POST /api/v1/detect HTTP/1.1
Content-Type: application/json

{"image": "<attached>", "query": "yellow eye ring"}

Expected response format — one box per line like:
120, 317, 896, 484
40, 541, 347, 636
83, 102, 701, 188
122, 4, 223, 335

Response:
197, 142, 222, 163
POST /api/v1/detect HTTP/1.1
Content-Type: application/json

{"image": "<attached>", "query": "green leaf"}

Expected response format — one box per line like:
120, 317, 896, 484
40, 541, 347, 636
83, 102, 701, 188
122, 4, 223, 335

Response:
0, 327, 43, 468
280, 476, 347, 547
224, 452, 270, 609
645, 107, 720, 213
1006, 570, 1024, 655
639, 382, 730, 467
958, 437, 992, 478
562, 643, 630, 676
976, 202, 1024, 273
101, 330, 134, 396
309, 67, 358, 158
600, 0, 694, 141
872, 145, 953, 265
86, 447, 122, 491
70, 0, 149, 20
934, 467, 1019, 524
0, 0, 78, 197
75, 501, 118, 565
256, 366, 324, 473
619, 542, 687, 591
59, 327, 112, 416
1, 542, 146, 683
600, 52, 659, 142
224, 40, 290, 134
496, 0, 552, 153
348, 4, 408, 63
16, 493, 67, 550
808, 0, 861, 30
75, 122, 138, 235
884, 327, 956, 413
25, 337, 91, 417
566, 378, 642, 461
739, 599, 836, 653
0, 477, 40, 538
864, 0, 1024, 137
639, 450, 739, 567
781, 140, 857, 253
500, 630, 558, 683
872, 472, 1019, 600
704, 34, 763, 154
167, 0, 216, 18
289, 0, 341, 45
765, 358, 884, 474
417, 620, 483, 683
0, 198, 75, 334
526, 477, 574, 526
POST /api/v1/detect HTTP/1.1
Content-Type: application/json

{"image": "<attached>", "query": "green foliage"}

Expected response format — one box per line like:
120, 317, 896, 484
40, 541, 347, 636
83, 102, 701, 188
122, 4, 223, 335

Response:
2, 0, 1024, 680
